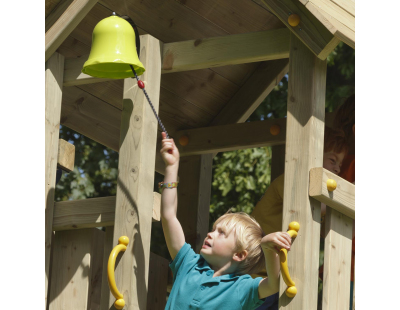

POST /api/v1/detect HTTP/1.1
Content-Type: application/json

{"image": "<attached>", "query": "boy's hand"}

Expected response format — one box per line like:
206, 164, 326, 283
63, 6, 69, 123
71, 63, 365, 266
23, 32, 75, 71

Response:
261, 232, 292, 254
160, 132, 179, 167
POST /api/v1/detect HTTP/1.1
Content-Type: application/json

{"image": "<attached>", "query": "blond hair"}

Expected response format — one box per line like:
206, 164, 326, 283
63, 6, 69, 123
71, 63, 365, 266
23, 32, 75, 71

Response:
213, 211, 265, 275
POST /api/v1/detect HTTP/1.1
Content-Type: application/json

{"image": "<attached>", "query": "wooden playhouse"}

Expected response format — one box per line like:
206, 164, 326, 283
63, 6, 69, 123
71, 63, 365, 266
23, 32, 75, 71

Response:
45, 0, 355, 309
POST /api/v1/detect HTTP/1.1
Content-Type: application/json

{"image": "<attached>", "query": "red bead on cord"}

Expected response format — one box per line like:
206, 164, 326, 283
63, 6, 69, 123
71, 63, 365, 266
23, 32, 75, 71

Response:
138, 80, 145, 89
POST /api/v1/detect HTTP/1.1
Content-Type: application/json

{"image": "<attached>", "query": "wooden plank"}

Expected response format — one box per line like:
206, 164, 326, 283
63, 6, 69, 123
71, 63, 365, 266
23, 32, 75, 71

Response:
161, 28, 290, 73
161, 69, 239, 116
77, 80, 124, 110
99, 0, 228, 44
254, 0, 340, 59
48, 228, 104, 310
147, 253, 169, 310
46, 0, 74, 32
210, 59, 289, 125
53, 197, 115, 230
53, 193, 162, 231
45, 52, 64, 308
87, 228, 105, 310
331, 0, 355, 17
176, 0, 284, 34
309, 167, 355, 219
210, 62, 260, 86
60, 86, 121, 152
175, 118, 287, 156
46, 0, 63, 17
99, 228, 114, 310
57, 138, 75, 172
306, 1, 355, 49
45, 0, 98, 62
322, 207, 353, 310
279, 33, 327, 309
310, 0, 355, 31
111, 34, 162, 310
177, 154, 213, 252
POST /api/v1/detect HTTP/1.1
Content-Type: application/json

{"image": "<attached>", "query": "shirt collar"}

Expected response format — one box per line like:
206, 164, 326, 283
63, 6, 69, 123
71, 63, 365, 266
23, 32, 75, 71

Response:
195, 257, 241, 282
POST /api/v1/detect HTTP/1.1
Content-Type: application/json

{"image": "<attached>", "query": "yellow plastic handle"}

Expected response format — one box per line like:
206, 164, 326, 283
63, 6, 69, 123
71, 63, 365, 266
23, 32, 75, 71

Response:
279, 221, 300, 298
108, 236, 129, 309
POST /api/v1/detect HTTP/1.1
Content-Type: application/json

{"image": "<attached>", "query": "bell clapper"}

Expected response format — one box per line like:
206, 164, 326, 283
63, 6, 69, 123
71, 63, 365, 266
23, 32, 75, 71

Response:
130, 65, 173, 154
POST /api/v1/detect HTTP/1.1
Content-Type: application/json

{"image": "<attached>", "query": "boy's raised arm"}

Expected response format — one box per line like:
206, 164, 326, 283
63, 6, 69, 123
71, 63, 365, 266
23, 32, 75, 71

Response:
160, 133, 185, 260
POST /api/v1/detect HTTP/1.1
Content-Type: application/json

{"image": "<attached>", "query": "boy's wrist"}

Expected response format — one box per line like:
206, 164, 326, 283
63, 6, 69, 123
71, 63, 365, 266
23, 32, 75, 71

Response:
165, 163, 179, 172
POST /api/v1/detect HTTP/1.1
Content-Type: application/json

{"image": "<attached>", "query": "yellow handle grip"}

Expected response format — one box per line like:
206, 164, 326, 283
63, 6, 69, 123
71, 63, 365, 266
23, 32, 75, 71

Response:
108, 236, 129, 309
280, 221, 300, 298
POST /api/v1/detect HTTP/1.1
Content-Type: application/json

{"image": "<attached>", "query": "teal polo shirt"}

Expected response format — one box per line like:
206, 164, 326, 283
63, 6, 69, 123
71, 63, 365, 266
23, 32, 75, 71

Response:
165, 243, 278, 309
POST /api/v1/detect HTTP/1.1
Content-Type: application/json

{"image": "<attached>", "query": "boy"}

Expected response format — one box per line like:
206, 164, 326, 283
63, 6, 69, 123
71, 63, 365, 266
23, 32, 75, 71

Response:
160, 132, 291, 309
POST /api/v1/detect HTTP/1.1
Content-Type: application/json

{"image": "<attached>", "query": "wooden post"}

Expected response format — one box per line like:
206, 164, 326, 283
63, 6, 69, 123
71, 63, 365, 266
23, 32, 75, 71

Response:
177, 154, 213, 252
45, 52, 64, 308
322, 209, 353, 310
279, 33, 327, 309
48, 228, 105, 310
271, 144, 285, 181
111, 34, 162, 310
100, 228, 114, 310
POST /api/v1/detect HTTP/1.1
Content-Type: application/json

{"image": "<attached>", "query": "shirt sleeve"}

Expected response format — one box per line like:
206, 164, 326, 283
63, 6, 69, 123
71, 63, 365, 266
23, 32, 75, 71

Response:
169, 243, 197, 281
236, 276, 264, 309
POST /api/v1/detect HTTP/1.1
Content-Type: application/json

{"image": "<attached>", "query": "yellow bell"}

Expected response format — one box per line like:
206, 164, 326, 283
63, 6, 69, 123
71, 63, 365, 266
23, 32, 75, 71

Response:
82, 14, 145, 79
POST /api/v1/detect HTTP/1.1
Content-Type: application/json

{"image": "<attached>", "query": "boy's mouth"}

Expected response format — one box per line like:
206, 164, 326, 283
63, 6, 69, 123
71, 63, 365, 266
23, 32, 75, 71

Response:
202, 240, 211, 248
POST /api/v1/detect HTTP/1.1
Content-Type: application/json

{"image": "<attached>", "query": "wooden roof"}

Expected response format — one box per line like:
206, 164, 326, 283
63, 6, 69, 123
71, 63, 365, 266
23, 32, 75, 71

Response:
45, 0, 355, 166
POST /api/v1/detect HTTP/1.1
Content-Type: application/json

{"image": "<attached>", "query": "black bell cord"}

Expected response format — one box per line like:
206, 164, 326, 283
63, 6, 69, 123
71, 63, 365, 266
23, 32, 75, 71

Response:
130, 65, 170, 139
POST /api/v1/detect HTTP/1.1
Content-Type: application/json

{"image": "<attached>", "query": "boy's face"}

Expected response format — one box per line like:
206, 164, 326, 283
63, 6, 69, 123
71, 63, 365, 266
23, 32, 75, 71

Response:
323, 151, 345, 175
200, 223, 238, 268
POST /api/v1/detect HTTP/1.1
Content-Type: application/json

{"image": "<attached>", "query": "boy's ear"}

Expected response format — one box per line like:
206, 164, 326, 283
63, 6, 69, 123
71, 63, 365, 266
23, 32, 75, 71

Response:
233, 250, 248, 262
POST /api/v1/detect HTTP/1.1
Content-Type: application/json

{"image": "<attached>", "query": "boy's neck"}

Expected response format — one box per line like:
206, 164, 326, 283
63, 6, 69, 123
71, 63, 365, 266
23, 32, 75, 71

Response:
207, 259, 239, 277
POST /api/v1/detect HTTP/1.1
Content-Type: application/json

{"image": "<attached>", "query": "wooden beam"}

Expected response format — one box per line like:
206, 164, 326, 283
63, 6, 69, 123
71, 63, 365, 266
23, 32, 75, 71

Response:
279, 33, 327, 309
111, 34, 161, 310
53, 193, 162, 231
161, 28, 290, 73
322, 207, 353, 310
48, 228, 104, 310
45, 0, 98, 62
305, 1, 355, 49
255, 0, 340, 59
63, 30, 289, 87
309, 0, 354, 32
45, 52, 64, 308
45, 0, 74, 32
175, 118, 286, 156
57, 138, 75, 172
210, 59, 289, 126
309, 167, 355, 219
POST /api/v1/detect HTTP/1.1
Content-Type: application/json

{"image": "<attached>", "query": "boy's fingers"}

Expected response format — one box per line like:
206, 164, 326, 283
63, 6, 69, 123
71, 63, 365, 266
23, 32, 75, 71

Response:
161, 132, 166, 139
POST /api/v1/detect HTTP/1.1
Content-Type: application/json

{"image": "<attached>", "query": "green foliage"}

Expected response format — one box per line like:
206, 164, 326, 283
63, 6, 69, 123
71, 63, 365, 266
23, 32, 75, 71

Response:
209, 147, 272, 229
55, 128, 119, 201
